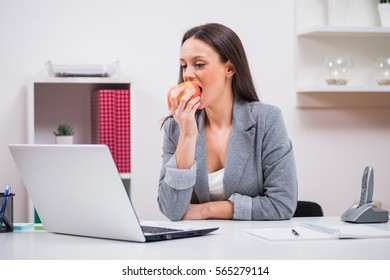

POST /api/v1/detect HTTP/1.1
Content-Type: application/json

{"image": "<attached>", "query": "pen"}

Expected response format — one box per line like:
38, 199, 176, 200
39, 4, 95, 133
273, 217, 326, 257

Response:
291, 228, 300, 236
0, 185, 11, 226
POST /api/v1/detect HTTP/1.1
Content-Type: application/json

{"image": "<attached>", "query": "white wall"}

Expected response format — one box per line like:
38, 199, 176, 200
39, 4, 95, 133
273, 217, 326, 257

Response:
0, 0, 389, 221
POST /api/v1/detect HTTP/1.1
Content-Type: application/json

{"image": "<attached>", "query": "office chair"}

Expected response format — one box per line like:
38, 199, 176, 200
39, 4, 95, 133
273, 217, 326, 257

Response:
293, 200, 324, 217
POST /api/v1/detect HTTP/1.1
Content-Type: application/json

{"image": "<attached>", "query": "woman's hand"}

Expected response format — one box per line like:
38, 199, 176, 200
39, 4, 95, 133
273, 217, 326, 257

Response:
168, 85, 201, 139
183, 201, 234, 220
168, 85, 201, 169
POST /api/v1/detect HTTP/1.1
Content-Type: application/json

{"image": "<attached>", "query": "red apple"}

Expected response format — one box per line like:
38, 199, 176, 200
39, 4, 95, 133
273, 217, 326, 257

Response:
167, 81, 201, 107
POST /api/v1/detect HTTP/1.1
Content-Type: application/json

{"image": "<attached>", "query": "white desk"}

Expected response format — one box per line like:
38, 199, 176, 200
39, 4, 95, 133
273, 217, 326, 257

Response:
1, 217, 390, 260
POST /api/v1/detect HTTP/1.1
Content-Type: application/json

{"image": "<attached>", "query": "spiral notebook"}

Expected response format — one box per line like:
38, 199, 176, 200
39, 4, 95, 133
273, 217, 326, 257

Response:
244, 223, 390, 242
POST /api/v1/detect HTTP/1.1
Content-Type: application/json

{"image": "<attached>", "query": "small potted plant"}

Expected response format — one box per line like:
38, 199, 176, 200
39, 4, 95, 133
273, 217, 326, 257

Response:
53, 123, 75, 144
379, 0, 390, 27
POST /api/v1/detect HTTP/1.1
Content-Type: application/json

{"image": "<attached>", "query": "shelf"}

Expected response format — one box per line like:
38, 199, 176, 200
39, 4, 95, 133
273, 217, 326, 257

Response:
297, 86, 390, 94
120, 173, 131, 180
32, 76, 130, 84
297, 26, 390, 37
296, 87, 390, 109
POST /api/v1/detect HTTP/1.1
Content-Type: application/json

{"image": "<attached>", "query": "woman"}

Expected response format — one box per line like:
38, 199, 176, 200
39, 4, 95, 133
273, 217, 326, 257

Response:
158, 23, 297, 221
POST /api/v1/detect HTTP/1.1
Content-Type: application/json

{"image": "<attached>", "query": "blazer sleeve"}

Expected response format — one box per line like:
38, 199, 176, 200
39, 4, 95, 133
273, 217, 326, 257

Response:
157, 118, 197, 221
229, 107, 298, 220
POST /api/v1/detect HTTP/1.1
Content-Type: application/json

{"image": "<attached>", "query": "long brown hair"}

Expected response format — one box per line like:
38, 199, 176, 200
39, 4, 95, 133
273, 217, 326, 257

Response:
162, 23, 259, 127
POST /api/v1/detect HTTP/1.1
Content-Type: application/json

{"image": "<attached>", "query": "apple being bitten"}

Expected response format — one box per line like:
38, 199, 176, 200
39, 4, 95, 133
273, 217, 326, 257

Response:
167, 81, 202, 107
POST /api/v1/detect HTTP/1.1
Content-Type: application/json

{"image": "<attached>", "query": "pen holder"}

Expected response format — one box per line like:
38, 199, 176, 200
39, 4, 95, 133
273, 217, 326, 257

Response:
0, 192, 15, 233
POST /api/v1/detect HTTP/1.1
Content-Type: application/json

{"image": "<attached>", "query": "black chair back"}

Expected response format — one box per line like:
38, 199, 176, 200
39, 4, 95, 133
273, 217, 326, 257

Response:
293, 201, 324, 217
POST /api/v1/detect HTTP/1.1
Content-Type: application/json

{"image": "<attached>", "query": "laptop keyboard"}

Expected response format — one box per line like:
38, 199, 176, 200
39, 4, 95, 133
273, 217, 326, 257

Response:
141, 225, 184, 234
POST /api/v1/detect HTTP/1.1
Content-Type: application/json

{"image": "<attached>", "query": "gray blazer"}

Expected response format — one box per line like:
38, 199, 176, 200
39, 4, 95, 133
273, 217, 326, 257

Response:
158, 98, 298, 221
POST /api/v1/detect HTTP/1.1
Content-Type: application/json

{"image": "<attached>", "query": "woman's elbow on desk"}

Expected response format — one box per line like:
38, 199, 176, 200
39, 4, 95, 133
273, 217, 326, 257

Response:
157, 202, 186, 222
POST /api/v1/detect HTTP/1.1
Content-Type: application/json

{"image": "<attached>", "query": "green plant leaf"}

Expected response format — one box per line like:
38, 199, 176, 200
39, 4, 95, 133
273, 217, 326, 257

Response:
53, 123, 75, 136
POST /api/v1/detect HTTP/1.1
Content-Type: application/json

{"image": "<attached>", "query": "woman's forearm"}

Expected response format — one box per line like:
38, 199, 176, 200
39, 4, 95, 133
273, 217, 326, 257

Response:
176, 135, 197, 169
183, 201, 234, 220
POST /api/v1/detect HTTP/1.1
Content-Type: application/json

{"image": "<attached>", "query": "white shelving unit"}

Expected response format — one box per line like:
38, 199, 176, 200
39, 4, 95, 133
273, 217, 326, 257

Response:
295, 2, 390, 108
27, 76, 132, 221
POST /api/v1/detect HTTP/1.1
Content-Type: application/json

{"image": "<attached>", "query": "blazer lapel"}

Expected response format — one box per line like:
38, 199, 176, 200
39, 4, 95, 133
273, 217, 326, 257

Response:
223, 99, 256, 198
193, 111, 211, 202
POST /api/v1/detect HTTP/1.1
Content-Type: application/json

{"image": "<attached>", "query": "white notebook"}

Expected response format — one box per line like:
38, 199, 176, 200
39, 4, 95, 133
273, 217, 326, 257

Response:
244, 223, 390, 242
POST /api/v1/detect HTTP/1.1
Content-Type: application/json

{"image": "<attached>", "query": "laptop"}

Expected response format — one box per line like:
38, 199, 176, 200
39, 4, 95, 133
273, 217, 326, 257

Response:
8, 144, 218, 242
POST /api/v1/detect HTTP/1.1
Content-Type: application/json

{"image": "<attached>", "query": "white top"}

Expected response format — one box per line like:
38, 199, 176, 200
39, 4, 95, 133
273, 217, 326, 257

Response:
208, 168, 224, 201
